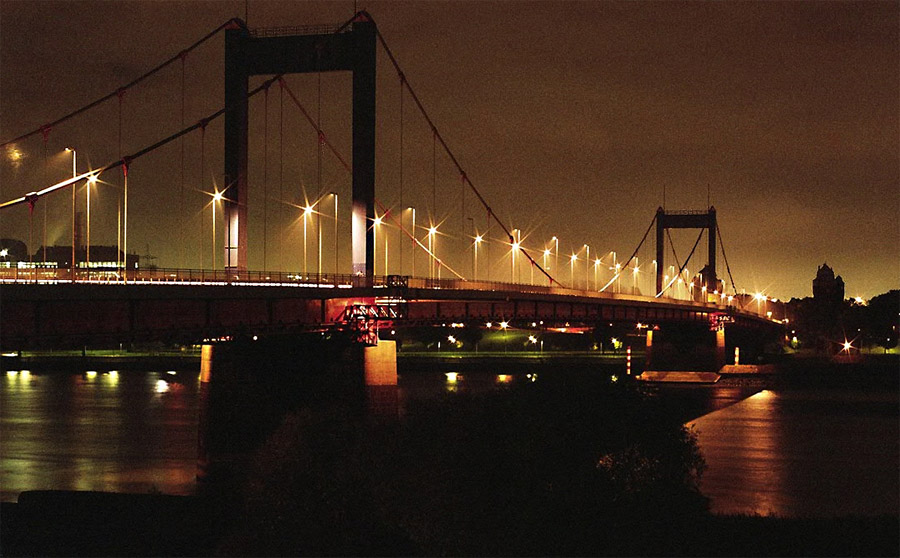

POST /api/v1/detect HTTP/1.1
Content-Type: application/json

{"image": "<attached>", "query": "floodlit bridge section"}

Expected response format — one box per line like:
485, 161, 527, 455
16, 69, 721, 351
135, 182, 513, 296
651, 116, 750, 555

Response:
0, 277, 776, 350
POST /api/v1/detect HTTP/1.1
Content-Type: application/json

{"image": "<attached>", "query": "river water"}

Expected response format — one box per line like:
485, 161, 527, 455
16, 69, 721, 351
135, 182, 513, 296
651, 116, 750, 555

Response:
2, 366, 898, 517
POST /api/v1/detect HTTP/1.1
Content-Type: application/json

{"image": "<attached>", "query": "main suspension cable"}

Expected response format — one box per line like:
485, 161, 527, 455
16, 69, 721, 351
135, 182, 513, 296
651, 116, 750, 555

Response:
656, 229, 704, 298
599, 213, 657, 292
0, 75, 281, 210
717, 225, 738, 294
371, 17, 558, 287
1, 18, 243, 148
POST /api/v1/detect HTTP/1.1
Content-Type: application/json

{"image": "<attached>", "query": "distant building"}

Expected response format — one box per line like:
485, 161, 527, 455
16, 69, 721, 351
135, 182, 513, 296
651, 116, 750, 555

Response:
691, 264, 724, 303
0, 238, 28, 263
24, 244, 139, 270
812, 263, 844, 305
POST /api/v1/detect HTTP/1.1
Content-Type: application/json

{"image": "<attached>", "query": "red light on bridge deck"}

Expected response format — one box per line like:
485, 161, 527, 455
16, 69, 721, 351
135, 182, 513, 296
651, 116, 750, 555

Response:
626, 346, 632, 375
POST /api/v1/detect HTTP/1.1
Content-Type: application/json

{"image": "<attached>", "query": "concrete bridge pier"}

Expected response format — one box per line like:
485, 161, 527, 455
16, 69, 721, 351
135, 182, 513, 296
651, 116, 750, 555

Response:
197, 335, 399, 492
643, 324, 726, 372
360, 340, 399, 420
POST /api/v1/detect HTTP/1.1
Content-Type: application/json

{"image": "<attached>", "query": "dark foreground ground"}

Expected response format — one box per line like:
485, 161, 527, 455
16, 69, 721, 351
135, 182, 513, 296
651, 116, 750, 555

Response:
3, 491, 897, 557
2, 356, 897, 557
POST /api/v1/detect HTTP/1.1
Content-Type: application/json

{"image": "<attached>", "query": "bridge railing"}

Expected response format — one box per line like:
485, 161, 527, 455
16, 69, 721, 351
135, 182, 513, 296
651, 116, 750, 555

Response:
1, 266, 767, 318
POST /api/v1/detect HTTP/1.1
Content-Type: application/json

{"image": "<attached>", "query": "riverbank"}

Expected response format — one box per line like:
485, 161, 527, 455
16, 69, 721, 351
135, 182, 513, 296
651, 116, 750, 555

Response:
2, 355, 896, 556
4, 491, 896, 557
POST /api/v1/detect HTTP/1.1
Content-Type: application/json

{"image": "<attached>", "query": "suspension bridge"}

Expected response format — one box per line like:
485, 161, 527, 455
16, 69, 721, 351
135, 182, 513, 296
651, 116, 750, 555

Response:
0, 12, 783, 355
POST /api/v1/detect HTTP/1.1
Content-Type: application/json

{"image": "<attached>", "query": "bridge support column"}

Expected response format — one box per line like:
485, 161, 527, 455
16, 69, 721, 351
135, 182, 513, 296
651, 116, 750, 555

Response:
715, 328, 726, 371
197, 334, 399, 492
645, 329, 654, 370
362, 340, 399, 419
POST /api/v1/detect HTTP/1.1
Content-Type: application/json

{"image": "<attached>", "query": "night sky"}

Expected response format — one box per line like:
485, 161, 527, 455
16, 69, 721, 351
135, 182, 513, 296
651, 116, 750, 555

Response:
1, 0, 897, 300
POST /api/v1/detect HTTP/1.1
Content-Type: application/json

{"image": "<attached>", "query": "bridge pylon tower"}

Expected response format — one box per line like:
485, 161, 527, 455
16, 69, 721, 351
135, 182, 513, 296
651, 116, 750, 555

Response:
224, 13, 376, 280
655, 206, 717, 296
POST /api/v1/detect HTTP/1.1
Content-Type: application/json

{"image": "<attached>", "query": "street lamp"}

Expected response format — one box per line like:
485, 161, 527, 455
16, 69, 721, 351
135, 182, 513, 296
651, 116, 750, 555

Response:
551, 236, 559, 282
570, 252, 578, 288
632, 261, 640, 294
510, 229, 520, 283
611, 251, 618, 293
373, 214, 383, 277
594, 258, 602, 290
86, 173, 99, 275
66, 148, 76, 277
583, 244, 590, 290
474, 234, 483, 281
302, 203, 314, 276
407, 207, 416, 278
330, 193, 338, 277
428, 225, 437, 281
212, 190, 223, 271
543, 248, 551, 286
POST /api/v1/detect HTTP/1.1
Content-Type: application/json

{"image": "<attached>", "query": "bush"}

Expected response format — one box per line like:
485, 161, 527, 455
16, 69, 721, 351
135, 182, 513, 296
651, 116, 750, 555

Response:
221, 373, 707, 556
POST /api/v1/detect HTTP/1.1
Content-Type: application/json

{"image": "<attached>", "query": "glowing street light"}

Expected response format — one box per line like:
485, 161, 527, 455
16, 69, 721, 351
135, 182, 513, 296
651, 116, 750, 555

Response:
510, 229, 520, 283
583, 244, 590, 291
66, 147, 77, 277
406, 207, 416, 278
552, 236, 559, 281
570, 252, 578, 288
211, 190, 223, 271
330, 193, 338, 276
594, 258, 602, 290
428, 225, 437, 281
632, 262, 640, 293
474, 234, 483, 281
373, 214, 383, 277
85, 173, 99, 272
754, 292, 766, 314
615, 262, 621, 294
543, 248, 553, 286
302, 203, 314, 276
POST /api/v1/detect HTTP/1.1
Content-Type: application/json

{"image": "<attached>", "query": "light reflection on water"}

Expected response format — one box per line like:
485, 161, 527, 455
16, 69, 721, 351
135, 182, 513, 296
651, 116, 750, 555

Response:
1, 370, 202, 502
4, 370, 898, 519
689, 389, 900, 518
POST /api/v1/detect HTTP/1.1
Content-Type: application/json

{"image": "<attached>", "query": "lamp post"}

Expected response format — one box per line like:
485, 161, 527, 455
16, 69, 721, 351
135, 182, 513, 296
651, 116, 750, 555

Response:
302, 204, 314, 277
612, 251, 618, 293
317, 202, 323, 282
66, 148, 76, 278
373, 214, 382, 277
474, 234, 483, 281
543, 248, 551, 286
212, 190, 223, 272
383, 215, 389, 276
85, 174, 100, 278
407, 207, 416, 278
632, 258, 640, 294
86, 173, 93, 273
510, 229, 519, 283
594, 258, 601, 291
331, 193, 338, 277
570, 252, 577, 288
552, 236, 559, 284
583, 244, 590, 291
428, 225, 437, 282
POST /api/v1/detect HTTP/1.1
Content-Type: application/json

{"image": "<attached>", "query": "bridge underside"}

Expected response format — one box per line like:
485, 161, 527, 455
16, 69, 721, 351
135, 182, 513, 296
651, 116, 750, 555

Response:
1, 284, 776, 350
